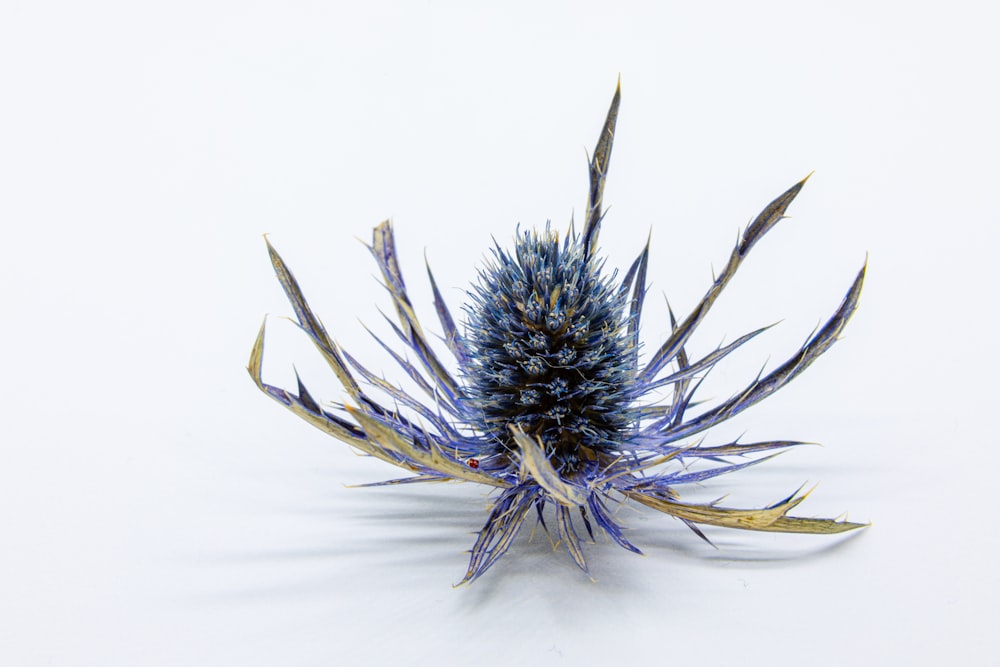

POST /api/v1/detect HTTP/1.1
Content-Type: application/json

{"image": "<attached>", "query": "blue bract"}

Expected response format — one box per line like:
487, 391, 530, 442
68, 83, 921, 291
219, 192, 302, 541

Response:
249, 83, 867, 584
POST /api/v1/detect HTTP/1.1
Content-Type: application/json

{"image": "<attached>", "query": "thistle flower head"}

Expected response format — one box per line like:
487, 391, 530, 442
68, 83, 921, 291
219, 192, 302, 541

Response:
249, 82, 868, 584
463, 224, 635, 472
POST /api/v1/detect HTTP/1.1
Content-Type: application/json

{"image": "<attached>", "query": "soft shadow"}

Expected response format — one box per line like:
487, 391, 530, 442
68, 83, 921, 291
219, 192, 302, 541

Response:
182, 483, 870, 607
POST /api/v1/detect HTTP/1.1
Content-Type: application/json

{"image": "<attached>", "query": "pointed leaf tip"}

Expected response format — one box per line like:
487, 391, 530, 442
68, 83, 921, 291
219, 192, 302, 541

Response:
583, 82, 622, 257
738, 177, 810, 256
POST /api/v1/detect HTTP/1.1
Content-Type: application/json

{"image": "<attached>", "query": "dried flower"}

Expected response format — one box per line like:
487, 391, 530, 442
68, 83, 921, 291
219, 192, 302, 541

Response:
249, 82, 867, 584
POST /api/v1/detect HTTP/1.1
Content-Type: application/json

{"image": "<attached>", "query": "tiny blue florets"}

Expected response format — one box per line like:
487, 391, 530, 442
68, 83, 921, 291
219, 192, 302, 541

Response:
463, 224, 636, 472
250, 82, 868, 585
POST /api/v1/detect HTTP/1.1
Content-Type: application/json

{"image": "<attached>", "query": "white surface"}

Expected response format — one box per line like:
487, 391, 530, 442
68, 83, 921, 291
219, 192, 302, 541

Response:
2, 2, 996, 665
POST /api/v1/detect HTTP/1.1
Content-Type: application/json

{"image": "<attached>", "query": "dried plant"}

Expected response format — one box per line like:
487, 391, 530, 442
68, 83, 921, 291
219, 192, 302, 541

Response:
249, 82, 867, 584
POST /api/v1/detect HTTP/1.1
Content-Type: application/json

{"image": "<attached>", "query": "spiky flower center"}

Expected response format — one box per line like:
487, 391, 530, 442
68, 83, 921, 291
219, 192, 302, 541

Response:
463, 226, 635, 471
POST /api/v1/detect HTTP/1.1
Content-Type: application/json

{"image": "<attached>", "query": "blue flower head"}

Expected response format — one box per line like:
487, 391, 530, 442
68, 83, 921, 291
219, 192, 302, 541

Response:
249, 82, 867, 584
464, 223, 636, 472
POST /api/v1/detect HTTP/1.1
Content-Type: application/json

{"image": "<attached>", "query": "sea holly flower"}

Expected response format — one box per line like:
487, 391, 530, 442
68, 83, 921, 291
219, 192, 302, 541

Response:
249, 82, 867, 584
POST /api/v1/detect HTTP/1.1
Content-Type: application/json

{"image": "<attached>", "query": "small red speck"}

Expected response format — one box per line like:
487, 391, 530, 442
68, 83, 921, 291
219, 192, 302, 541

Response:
467, 458, 480, 469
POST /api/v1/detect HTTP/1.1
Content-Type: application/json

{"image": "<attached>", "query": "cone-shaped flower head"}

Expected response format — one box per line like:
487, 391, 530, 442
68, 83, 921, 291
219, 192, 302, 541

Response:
464, 224, 636, 473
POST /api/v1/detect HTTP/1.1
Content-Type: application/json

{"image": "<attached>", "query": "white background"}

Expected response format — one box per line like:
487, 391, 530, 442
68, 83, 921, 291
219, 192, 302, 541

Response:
2, 2, 997, 665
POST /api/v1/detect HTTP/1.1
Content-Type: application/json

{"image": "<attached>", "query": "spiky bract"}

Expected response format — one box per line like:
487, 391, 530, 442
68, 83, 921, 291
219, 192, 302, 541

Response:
249, 82, 868, 585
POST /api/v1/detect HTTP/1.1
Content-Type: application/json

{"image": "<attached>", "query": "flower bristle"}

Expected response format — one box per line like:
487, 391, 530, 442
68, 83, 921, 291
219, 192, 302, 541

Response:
249, 81, 868, 585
